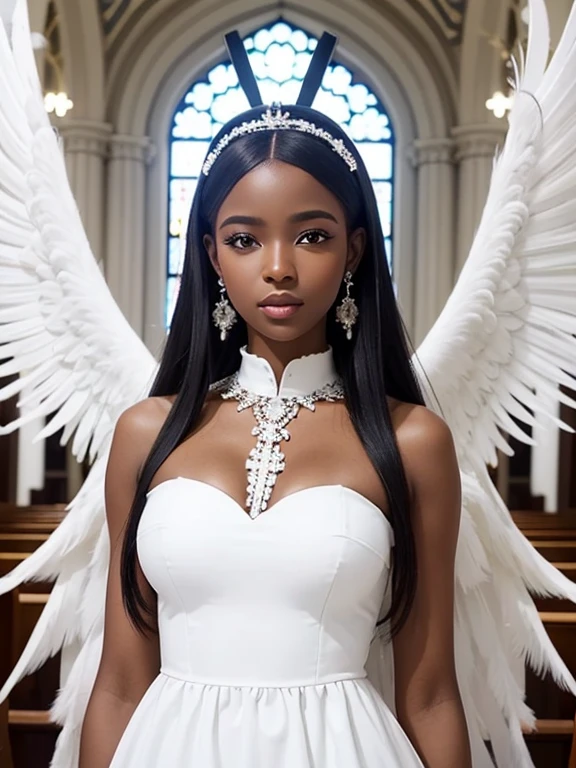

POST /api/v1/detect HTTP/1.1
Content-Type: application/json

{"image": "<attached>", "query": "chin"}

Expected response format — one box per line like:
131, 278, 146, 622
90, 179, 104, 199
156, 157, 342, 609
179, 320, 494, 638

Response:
259, 327, 309, 343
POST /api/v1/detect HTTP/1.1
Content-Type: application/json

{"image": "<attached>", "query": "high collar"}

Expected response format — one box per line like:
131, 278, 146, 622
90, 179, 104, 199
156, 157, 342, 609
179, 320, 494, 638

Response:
237, 345, 339, 398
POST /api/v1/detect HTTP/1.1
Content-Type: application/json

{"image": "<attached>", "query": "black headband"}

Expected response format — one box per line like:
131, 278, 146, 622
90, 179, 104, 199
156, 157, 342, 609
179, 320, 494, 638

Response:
224, 29, 338, 109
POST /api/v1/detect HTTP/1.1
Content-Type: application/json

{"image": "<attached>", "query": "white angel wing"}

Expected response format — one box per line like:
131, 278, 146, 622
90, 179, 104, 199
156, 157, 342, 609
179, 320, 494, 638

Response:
416, 0, 576, 469
367, 0, 576, 765
0, 1, 158, 765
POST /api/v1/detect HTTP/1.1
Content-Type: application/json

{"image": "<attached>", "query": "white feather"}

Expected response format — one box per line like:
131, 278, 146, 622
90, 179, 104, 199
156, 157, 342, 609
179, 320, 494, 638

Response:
0, 2, 156, 764
390, 0, 576, 764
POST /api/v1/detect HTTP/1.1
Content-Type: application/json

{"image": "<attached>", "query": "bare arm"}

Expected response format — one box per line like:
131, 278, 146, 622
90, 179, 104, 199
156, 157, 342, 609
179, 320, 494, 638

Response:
79, 399, 167, 768
392, 405, 472, 768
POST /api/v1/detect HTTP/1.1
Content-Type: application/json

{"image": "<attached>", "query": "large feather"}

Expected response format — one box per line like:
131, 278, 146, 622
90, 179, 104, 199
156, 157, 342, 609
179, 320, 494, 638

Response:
0, 2, 157, 764
377, 0, 576, 764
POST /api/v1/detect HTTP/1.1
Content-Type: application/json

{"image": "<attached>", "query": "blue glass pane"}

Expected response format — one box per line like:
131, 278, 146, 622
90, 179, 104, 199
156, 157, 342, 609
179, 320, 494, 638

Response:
313, 90, 350, 124
171, 141, 210, 177
226, 65, 239, 89
349, 109, 391, 142
384, 238, 393, 270
211, 88, 250, 123
290, 29, 308, 52
348, 83, 371, 113
266, 43, 296, 83
168, 237, 184, 275
167, 20, 396, 328
271, 22, 292, 43
208, 64, 229, 94
166, 276, 180, 328
254, 28, 272, 51
373, 181, 392, 237
293, 52, 311, 79
186, 82, 214, 111
173, 107, 213, 139
249, 50, 267, 79
356, 142, 392, 179
169, 178, 197, 238
327, 65, 352, 95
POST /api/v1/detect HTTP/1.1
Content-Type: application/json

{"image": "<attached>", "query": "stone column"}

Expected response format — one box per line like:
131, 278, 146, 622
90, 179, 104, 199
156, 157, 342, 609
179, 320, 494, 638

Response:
27, 0, 51, 83
105, 135, 155, 338
16, 415, 45, 506
409, 138, 456, 346
452, 124, 507, 276
530, 391, 560, 513
58, 119, 113, 268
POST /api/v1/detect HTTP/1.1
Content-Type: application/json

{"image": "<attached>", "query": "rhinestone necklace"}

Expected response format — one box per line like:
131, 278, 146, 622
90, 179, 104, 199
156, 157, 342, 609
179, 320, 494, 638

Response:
211, 372, 345, 519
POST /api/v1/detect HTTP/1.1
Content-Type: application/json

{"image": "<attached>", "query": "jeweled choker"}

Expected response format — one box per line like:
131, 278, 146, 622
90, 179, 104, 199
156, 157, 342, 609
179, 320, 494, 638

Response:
210, 370, 345, 519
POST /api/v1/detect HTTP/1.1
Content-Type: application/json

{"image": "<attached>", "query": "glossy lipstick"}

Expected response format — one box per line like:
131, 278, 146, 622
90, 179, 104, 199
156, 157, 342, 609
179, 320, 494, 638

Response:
258, 292, 303, 319
259, 304, 301, 319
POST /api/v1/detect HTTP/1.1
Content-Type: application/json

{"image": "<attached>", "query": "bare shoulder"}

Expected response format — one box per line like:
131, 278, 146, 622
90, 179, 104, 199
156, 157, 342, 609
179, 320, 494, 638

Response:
389, 399, 452, 448
387, 399, 458, 491
114, 396, 176, 470
119, 395, 174, 433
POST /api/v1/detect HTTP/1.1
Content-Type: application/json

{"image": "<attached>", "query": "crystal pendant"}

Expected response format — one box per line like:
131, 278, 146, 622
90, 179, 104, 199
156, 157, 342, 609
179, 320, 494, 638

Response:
212, 374, 344, 518
335, 297, 359, 340
212, 298, 237, 341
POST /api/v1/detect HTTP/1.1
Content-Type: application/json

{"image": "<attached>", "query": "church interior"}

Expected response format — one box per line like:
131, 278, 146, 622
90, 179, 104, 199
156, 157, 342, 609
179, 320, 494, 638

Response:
0, 0, 576, 766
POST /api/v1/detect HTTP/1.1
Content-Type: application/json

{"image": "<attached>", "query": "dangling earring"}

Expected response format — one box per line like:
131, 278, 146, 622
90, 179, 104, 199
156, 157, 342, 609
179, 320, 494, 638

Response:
213, 278, 237, 341
335, 270, 358, 340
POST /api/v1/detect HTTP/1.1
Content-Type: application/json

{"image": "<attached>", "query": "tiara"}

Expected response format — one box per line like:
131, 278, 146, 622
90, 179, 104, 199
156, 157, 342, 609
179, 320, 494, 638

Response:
201, 103, 358, 176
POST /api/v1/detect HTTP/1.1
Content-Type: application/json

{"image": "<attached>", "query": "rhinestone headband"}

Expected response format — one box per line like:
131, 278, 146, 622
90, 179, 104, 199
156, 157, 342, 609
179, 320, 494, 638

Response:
201, 103, 358, 176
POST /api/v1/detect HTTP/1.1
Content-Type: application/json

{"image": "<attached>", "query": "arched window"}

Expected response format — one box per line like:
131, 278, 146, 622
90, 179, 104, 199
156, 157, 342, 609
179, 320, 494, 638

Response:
167, 20, 394, 327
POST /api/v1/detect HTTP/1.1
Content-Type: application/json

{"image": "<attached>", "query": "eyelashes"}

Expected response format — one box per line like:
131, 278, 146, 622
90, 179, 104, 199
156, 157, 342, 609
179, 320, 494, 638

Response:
222, 233, 257, 250
222, 229, 334, 251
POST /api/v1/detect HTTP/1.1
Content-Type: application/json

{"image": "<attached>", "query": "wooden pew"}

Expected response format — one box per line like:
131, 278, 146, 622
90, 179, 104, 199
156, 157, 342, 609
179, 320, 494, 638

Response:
0, 689, 14, 768
0, 503, 65, 768
569, 712, 576, 768
512, 511, 576, 766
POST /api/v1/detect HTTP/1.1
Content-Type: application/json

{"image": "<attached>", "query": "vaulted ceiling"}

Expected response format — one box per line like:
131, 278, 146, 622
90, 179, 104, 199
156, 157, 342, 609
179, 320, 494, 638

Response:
99, 0, 468, 45
408, 0, 467, 44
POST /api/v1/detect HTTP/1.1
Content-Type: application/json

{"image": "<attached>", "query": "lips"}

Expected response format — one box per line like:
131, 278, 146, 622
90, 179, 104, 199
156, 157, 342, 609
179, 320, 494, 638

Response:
258, 293, 304, 307
258, 293, 303, 320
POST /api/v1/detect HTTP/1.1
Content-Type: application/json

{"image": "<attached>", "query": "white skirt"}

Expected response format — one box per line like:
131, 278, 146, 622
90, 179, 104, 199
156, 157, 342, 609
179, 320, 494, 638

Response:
109, 672, 424, 768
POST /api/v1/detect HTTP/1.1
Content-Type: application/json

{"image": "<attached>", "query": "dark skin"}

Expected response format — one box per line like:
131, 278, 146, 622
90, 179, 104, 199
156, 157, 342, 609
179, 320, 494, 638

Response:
203, 158, 366, 378
80, 159, 471, 768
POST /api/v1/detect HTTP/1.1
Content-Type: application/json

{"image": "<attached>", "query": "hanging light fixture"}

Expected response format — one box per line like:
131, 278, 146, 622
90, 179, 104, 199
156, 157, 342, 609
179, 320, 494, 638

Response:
486, 90, 514, 118
44, 91, 74, 118
41, 2, 73, 118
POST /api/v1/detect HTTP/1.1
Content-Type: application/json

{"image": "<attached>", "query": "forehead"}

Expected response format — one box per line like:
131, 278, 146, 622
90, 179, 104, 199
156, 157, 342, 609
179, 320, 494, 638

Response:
216, 160, 343, 221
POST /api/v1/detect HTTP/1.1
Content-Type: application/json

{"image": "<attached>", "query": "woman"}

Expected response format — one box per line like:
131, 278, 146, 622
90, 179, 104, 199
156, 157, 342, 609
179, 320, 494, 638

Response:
78, 32, 471, 768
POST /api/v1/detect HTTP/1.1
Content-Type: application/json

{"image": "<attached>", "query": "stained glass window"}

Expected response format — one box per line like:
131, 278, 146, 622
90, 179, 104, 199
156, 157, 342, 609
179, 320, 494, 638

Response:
167, 20, 394, 327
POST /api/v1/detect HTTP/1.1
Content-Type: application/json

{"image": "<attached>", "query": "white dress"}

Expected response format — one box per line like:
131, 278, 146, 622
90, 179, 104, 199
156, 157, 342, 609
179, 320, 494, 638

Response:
108, 477, 424, 767
108, 347, 425, 767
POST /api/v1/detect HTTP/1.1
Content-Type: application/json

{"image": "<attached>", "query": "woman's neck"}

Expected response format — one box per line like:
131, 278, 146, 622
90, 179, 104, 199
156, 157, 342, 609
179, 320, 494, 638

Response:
246, 328, 329, 385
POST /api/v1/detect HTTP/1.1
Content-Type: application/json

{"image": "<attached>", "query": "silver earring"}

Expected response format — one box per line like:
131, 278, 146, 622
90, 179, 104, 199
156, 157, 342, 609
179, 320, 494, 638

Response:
335, 270, 358, 340
213, 278, 237, 341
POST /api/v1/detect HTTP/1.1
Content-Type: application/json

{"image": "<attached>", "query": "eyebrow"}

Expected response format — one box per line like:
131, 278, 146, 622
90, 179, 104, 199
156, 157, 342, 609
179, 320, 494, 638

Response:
219, 209, 339, 229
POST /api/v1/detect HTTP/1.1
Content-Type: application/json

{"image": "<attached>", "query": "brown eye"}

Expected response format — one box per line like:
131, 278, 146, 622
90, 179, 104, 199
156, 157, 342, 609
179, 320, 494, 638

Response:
223, 233, 258, 250
298, 229, 331, 245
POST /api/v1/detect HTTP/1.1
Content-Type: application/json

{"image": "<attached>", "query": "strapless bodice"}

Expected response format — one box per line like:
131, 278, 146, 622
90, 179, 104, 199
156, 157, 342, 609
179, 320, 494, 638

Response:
110, 349, 426, 767
137, 477, 394, 687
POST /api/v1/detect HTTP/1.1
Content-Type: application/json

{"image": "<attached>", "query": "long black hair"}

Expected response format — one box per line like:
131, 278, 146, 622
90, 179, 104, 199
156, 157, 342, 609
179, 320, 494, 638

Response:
120, 106, 427, 639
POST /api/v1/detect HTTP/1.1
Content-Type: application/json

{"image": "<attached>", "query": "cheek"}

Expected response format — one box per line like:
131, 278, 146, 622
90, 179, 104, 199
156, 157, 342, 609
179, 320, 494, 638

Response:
220, 263, 259, 299
299, 257, 346, 300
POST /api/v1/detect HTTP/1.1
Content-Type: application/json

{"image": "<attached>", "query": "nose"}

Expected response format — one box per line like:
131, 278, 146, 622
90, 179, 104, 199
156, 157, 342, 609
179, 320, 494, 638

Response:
261, 241, 297, 284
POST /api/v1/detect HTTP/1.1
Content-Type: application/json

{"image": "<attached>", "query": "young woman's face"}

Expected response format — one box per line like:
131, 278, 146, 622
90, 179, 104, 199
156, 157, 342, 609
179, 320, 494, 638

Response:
203, 159, 365, 347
